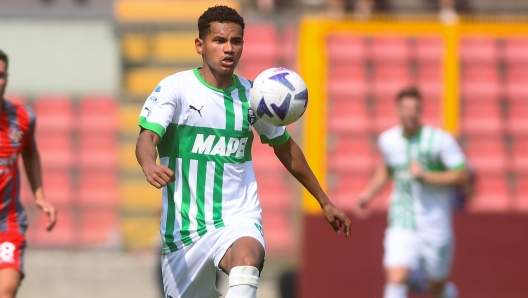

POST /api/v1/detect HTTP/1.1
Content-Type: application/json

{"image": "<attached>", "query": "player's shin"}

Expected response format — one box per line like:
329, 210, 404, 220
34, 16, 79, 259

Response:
384, 283, 408, 298
225, 266, 259, 298
439, 282, 458, 298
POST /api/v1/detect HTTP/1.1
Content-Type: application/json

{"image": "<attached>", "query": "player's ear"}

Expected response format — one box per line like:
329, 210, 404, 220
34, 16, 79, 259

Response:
195, 37, 204, 55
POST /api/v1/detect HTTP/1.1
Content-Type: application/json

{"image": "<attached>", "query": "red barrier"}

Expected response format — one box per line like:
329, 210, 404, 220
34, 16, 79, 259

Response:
300, 213, 528, 298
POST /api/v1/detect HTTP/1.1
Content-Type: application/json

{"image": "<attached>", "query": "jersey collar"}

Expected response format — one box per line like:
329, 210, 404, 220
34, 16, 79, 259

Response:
193, 67, 238, 94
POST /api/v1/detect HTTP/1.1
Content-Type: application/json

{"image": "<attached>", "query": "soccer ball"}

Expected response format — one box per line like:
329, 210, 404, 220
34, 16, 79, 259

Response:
249, 67, 308, 126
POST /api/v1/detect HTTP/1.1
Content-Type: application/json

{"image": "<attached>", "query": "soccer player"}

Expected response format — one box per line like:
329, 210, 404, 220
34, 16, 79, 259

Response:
0, 50, 57, 297
135, 5, 351, 298
355, 87, 467, 298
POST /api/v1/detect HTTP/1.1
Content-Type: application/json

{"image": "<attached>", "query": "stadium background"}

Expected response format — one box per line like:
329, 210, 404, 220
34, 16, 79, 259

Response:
1, 0, 528, 297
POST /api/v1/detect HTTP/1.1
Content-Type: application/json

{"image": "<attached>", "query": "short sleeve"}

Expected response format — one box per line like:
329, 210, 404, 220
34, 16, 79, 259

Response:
138, 77, 178, 138
439, 131, 466, 170
377, 134, 389, 165
253, 119, 290, 147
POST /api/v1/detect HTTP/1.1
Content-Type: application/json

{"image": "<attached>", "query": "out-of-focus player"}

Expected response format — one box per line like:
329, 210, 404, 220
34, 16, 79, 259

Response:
135, 6, 351, 298
0, 50, 57, 298
355, 87, 467, 298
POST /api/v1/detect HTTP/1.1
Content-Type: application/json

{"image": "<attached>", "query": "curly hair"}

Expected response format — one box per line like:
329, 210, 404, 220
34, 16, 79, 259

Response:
198, 5, 245, 39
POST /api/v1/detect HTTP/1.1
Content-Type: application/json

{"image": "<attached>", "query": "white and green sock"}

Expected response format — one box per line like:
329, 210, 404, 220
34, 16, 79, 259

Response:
225, 266, 259, 298
384, 283, 408, 298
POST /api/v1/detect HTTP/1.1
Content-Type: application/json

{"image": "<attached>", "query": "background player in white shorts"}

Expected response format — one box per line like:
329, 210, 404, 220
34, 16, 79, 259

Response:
355, 87, 468, 298
135, 6, 351, 298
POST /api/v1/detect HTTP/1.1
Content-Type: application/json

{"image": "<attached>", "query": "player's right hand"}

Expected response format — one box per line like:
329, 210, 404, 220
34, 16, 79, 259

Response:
354, 192, 373, 219
144, 164, 175, 188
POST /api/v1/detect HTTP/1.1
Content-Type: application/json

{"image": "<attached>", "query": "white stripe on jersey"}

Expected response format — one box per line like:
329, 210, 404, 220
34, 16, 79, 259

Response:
205, 161, 216, 233
174, 158, 184, 250
231, 89, 243, 131
188, 159, 199, 243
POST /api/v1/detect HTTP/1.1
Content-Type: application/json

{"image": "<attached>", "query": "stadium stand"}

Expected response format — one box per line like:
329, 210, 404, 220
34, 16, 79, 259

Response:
467, 174, 512, 212
33, 95, 75, 134
78, 95, 119, 135
327, 97, 370, 135
465, 136, 508, 174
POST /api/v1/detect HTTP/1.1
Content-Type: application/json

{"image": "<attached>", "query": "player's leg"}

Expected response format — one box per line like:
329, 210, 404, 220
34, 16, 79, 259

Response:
215, 221, 266, 298
428, 279, 458, 298
423, 240, 457, 298
0, 269, 21, 298
382, 228, 421, 298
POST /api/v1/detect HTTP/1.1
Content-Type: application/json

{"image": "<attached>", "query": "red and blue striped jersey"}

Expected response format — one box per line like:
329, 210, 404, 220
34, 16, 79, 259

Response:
0, 99, 36, 234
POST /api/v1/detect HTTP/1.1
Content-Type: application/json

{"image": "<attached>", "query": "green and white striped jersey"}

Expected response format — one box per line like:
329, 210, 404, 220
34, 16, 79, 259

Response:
378, 125, 465, 239
138, 68, 290, 254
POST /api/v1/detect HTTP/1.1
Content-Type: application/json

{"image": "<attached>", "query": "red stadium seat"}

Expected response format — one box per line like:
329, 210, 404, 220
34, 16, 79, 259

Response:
251, 141, 284, 171
506, 100, 528, 136
503, 37, 528, 64
372, 63, 413, 98
80, 208, 119, 247
460, 101, 503, 136
27, 206, 76, 248
327, 136, 376, 174
328, 65, 369, 98
459, 36, 499, 64
33, 95, 74, 134
327, 98, 371, 135
464, 137, 507, 174
467, 175, 512, 213
461, 65, 501, 100
78, 135, 118, 170
505, 65, 528, 98
422, 99, 441, 127
281, 24, 297, 70
42, 169, 73, 206
373, 101, 399, 133
256, 176, 293, 211
241, 23, 278, 63
37, 133, 74, 170
415, 36, 444, 63
510, 138, 528, 174
79, 171, 119, 207
372, 36, 411, 62
330, 174, 369, 211
327, 34, 368, 65
4, 94, 27, 105
261, 211, 292, 255
78, 95, 119, 134
238, 61, 276, 81
417, 63, 443, 99
514, 175, 528, 212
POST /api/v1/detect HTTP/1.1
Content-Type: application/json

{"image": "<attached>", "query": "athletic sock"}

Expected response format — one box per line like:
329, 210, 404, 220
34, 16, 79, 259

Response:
384, 283, 408, 298
439, 282, 458, 298
225, 266, 259, 298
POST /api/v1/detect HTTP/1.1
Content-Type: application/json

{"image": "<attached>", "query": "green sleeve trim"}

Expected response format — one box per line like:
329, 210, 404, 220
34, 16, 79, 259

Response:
450, 161, 466, 171
139, 116, 166, 138
260, 129, 291, 147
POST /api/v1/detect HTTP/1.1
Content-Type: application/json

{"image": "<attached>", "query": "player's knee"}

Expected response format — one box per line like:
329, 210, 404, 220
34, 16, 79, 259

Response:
428, 280, 446, 297
0, 287, 17, 298
237, 255, 261, 268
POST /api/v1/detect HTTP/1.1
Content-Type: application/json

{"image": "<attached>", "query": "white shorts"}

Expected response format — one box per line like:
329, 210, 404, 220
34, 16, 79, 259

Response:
161, 219, 266, 298
383, 227, 453, 281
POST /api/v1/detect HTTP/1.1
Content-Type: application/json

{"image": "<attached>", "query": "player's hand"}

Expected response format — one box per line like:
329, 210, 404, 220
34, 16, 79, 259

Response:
409, 161, 425, 179
144, 164, 175, 188
354, 191, 373, 219
321, 201, 351, 237
35, 198, 57, 232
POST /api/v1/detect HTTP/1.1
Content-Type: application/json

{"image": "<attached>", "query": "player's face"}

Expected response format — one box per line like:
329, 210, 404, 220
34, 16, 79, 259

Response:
397, 96, 421, 131
0, 60, 7, 98
196, 22, 243, 76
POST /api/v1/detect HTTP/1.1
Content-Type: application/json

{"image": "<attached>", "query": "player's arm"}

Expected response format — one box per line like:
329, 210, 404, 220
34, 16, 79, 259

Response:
136, 129, 175, 189
409, 162, 468, 186
357, 164, 391, 209
21, 129, 56, 231
273, 137, 351, 237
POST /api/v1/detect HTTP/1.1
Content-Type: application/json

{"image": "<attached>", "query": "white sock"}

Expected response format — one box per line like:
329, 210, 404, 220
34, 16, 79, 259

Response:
384, 283, 408, 298
225, 266, 259, 298
439, 282, 458, 298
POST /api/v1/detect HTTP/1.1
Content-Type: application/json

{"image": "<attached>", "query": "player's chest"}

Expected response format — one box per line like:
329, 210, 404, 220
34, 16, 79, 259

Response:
0, 118, 27, 156
179, 94, 255, 132
385, 138, 441, 167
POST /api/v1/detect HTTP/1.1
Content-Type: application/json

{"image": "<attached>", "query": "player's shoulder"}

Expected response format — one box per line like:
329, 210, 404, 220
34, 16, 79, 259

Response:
4, 100, 35, 119
161, 69, 195, 85
235, 74, 253, 89
424, 125, 453, 141
379, 126, 403, 142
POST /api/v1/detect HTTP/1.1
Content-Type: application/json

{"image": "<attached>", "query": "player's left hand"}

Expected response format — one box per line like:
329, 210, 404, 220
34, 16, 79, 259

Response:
321, 202, 351, 237
409, 161, 425, 179
35, 198, 57, 231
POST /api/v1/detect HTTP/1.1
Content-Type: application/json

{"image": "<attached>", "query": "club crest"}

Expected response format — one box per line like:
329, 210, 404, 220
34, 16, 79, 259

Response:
9, 126, 23, 145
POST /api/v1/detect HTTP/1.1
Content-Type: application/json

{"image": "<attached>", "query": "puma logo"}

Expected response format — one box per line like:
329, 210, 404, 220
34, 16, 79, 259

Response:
189, 105, 204, 117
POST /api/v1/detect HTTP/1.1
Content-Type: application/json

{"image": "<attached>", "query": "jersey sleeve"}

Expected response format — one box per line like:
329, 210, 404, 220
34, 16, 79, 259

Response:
253, 120, 291, 147
377, 132, 390, 165
439, 131, 466, 170
138, 78, 179, 138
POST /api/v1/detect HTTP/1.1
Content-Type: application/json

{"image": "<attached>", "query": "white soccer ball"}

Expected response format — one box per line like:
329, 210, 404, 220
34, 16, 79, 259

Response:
249, 67, 308, 126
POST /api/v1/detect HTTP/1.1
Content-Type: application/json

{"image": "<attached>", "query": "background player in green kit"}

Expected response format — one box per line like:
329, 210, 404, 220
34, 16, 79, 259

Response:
356, 87, 468, 298
135, 5, 351, 298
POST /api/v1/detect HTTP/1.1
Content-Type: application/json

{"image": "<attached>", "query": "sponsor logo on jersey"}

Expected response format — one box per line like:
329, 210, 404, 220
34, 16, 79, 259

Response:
9, 126, 23, 145
191, 134, 248, 157
155, 86, 161, 92
149, 96, 157, 102
254, 223, 264, 236
189, 105, 204, 117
